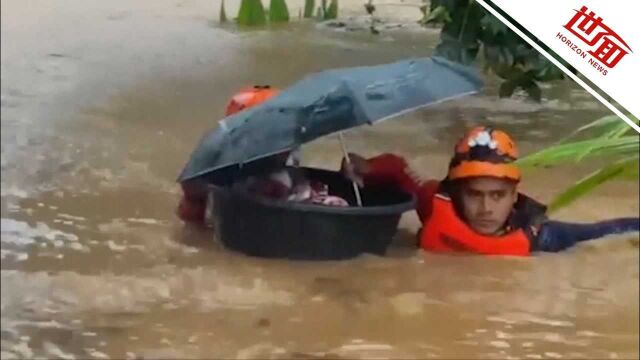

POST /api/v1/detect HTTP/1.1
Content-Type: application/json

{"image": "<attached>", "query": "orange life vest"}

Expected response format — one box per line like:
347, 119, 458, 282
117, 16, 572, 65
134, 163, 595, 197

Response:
420, 192, 543, 256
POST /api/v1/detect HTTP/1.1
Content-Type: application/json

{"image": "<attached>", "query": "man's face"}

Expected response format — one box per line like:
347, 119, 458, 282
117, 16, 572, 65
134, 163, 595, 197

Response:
457, 177, 518, 235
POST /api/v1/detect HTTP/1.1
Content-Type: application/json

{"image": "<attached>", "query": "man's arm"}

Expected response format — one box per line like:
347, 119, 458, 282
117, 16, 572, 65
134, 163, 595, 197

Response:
177, 180, 209, 223
535, 218, 640, 252
363, 153, 440, 220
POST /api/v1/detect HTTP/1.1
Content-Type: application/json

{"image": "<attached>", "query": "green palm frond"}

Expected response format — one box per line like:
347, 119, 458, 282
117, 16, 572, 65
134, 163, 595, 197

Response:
517, 136, 638, 167
519, 115, 639, 212
546, 155, 639, 212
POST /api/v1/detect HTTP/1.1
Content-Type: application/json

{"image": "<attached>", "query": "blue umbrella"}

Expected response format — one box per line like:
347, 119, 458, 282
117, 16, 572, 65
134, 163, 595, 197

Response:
178, 56, 483, 183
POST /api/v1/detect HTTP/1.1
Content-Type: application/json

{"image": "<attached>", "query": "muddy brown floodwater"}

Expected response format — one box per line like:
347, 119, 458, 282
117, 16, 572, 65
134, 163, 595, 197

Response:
1, 0, 638, 359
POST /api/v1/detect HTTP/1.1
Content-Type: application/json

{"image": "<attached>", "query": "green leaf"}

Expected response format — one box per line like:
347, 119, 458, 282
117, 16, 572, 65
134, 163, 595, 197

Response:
606, 125, 634, 139
550, 115, 638, 159
480, 14, 506, 36
547, 156, 639, 212
425, 5, 452, 24
572, 118, 637, 160
303, 0, 315, 18
534, 62, 565, 82
269, 0, 290, 22
325, 0, 338, 19
590, 116, 638, 139
518, 136, 639, 167
492, 64, 524, 79
575, 115, 628, 135
523, 81, 541, 102
219, 0, 228, 22
499, 80, 517, 98
237, 0, 266, 26
418, 4, 427, 16
518, 114, 639, 212
620, 160, 640, 180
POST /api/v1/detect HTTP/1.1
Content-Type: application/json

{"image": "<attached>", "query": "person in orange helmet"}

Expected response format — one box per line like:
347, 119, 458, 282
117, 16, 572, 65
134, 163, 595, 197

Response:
342, 126, 639, 256
178, 85, 293, 223
224, 85, 280, 116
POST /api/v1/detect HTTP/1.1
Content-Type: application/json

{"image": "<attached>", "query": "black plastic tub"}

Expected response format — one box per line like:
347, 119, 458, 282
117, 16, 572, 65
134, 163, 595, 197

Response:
207, 167, 416, 260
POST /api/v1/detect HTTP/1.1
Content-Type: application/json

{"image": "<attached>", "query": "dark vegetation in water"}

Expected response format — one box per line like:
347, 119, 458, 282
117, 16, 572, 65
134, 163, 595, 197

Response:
424, 0, 573, 102
229, 0, 337, 25
223, 0, 569, 103
323, 0, 339, 20
230, 0, 327, 25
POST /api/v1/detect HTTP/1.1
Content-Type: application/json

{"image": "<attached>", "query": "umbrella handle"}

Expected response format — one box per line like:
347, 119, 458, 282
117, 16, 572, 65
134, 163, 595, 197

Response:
338, 132, 363, 207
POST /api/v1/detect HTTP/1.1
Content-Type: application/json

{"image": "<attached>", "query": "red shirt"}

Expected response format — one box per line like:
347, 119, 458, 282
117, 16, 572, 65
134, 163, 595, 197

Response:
177, 179, 208, 223
363, 153, 440, 222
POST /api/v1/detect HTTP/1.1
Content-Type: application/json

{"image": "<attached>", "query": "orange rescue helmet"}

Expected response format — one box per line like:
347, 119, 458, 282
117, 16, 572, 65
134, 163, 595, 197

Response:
225, 85, 279, 116
447, 126, 521, 182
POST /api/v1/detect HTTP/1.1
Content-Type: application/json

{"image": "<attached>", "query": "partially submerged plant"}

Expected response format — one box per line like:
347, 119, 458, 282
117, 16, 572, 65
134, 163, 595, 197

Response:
314, 0, 338, 20
518, 115, 639, 212
364, 0, 379, 34
220, 0, 228, 23
237, 0, 267, 26
233, 0, 337, 25
424, 0, 571, 102
304, 0, 315, 18
269, 0, 290, 23
325, 0, 338, 19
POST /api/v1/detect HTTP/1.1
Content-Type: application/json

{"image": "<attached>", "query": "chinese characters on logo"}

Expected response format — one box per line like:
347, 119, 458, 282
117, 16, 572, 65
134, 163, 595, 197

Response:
562, 6, 632, 69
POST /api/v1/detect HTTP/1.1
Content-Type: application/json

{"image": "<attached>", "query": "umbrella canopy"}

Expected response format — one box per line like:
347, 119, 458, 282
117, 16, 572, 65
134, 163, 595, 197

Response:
178, 56, 483, 182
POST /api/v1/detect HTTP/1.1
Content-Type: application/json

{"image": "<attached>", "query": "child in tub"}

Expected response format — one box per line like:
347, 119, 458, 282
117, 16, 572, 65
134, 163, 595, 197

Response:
236, 165, 349, 207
